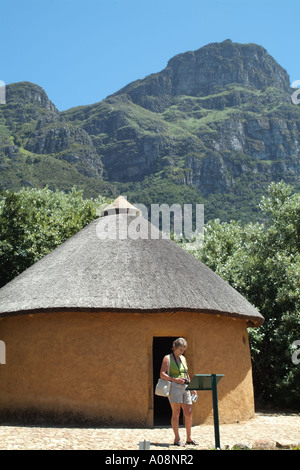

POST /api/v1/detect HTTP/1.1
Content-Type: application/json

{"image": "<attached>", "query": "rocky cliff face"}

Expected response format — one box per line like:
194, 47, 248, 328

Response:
63, 40, 299, 195
1, 41, 299, 220
112, 40, 291, 111
0, 82, 103, 180
25, 121, 102, 177
5, 82, 58, 113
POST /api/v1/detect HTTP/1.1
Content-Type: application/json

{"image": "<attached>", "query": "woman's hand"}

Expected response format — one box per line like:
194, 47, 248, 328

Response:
174, 377, 186, 384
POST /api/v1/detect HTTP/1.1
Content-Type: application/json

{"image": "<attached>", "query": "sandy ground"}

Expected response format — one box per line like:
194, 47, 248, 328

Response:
0, 412, 299, 450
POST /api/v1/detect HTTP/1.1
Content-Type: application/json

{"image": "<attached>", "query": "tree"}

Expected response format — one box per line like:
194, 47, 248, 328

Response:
0, 187, 110, 287
182, 182, 300, 409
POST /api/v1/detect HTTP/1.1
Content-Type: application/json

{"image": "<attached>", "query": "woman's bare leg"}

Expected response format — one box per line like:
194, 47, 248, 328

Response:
182, 404, 193, 442
170, 403, 182, 443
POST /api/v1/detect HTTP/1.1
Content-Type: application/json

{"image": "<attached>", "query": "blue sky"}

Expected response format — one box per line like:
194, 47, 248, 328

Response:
2, 0, 299, 111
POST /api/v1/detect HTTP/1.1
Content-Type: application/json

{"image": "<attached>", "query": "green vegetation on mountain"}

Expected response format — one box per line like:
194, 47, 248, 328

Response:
0, 40, 299, 222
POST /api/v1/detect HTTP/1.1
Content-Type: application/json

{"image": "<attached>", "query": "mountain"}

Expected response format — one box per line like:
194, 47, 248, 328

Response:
0, 82, 105, 195
1, 40, 299, 222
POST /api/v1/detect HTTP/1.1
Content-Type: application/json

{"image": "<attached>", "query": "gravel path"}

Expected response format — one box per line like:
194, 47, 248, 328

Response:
0, 412, 299, 450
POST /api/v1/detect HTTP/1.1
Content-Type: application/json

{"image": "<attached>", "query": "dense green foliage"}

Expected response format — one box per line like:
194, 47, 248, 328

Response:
181, 182, 300, 408
0, 187, 110, 287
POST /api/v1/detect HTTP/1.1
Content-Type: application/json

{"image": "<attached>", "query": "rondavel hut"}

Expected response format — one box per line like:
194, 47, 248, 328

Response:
0, 196, 264, 427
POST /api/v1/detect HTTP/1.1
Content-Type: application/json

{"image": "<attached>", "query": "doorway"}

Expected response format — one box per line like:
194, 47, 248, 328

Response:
152, 337, 184, 426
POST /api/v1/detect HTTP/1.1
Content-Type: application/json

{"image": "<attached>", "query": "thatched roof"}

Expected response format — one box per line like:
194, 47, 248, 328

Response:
0, 198, 264, 326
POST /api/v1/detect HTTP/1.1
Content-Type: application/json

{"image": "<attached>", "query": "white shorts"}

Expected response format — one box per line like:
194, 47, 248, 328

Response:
168, 382, 192, 405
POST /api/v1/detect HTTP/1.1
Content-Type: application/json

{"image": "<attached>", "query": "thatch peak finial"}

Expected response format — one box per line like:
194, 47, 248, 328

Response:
100, 196, 141, 217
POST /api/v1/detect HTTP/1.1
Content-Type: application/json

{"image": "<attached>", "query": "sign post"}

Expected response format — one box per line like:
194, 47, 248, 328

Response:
186, 374, 224, 449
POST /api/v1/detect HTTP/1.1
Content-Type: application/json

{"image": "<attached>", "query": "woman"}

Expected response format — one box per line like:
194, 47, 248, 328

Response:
159, 337, 198, 446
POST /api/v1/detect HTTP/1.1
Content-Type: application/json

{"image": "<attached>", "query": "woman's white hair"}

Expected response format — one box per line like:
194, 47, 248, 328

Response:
172, 337, 187, 350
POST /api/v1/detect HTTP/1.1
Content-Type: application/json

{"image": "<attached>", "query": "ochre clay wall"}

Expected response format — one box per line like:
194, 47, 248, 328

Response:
0, 311, 255, 426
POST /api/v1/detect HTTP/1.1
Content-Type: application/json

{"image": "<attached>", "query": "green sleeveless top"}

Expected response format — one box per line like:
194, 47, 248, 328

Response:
169, 354, 188, 379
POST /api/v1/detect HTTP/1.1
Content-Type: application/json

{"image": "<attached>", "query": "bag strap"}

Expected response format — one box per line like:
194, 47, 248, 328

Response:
167, 354, 170, 375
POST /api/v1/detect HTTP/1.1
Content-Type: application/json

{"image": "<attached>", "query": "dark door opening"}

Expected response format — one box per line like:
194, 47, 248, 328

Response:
153, 337, 183, 426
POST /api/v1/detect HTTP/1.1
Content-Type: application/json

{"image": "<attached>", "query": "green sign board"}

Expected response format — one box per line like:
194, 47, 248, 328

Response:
186, 374, 224, 391
187, 374, 224, 449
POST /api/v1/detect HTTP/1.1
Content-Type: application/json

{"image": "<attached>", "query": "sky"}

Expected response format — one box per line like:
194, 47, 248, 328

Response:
1, 0, 300, 111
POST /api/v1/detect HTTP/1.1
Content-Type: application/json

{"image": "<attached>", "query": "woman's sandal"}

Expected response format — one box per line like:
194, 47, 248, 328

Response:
173, 440, 185, 446
186, 440, 199, 445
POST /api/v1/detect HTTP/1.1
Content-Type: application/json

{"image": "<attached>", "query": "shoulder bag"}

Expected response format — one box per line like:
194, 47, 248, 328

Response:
155, 354, 171, 397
